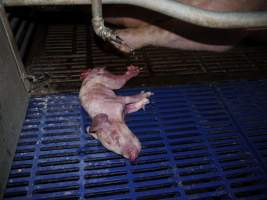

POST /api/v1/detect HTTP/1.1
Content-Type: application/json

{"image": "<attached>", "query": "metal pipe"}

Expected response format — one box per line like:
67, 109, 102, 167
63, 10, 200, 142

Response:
91, 0, 115, 42
3, 0, 267, 28
91, 0, 133, 52
92, 0, 102, 19
3, 0, 90, 6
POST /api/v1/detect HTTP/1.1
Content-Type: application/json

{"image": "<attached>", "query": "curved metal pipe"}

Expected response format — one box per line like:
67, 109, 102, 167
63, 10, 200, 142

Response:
91, 0, 132, 52
91, 0, 115, 41
3, 0, 267, 28
91, 0, 133, 52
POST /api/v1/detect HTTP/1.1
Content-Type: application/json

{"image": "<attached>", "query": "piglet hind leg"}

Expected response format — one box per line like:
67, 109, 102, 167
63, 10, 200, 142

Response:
119, 90, 153, 113
114, 65, 141, 84
126, 98, 150, 113
120, 90, 153, 104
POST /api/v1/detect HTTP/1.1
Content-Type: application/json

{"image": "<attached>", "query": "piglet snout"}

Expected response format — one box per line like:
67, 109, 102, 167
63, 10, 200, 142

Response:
122, 139, 141, 161
123, 146, 140, 161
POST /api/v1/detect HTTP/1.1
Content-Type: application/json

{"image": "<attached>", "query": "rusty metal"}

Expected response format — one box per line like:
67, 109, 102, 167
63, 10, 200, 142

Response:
91, 0, 133, 53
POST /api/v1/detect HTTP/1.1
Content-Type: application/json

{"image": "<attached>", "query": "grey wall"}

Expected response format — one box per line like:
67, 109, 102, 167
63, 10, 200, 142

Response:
0, 5, 29, 198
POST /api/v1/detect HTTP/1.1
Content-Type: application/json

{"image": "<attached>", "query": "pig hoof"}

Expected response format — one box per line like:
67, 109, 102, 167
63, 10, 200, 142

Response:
127, 65, 140, 77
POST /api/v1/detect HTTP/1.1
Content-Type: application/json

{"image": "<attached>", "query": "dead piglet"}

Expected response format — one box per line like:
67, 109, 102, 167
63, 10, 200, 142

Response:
79, 65, 153, 160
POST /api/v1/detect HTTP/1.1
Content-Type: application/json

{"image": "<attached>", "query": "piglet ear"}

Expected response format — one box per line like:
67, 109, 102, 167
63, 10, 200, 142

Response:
80, 68, 92, 80
89, 113, 110, 133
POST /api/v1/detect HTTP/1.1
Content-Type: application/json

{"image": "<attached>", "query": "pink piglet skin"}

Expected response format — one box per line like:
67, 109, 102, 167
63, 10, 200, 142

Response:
79, 66, 153, 160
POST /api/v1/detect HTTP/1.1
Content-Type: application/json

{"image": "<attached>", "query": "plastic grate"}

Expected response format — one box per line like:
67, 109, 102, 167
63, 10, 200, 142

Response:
216, 80, 267, 171
4, 81, 267, 200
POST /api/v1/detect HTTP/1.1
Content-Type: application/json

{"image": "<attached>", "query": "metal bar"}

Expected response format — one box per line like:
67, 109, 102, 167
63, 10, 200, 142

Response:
9, 17, 20, 33
20, 22, 35, 59
91, 0, 132, 52
90, 0, 118, 44
3, 0, 267, 28
0, 4, 30, 91
92, 0, 102, 19
0, 5, 29, 198
15, 20, 27, 48
3, 0, 90, 6
91, 0, 107, 39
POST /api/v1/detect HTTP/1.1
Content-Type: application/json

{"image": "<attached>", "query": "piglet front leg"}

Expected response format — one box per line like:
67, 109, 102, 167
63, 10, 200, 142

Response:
101, 65, 141, 90
125, 65, 140, 78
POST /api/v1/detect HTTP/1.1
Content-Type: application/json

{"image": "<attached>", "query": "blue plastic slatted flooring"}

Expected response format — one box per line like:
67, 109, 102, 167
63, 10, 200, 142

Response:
4, 80, 267, 200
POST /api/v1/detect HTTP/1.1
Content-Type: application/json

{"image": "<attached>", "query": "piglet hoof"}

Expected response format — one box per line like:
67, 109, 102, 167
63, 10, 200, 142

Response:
141, 98, 150, 110
126, 65, 140, 77
141, 91, 154, 98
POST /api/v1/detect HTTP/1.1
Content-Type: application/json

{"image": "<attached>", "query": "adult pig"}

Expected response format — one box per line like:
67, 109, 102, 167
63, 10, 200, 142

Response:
103, 0, 267, 52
